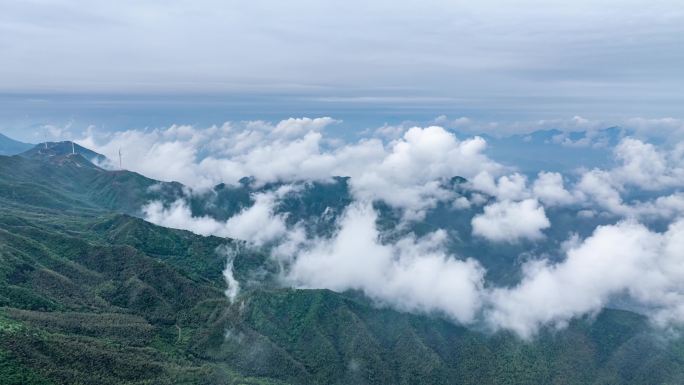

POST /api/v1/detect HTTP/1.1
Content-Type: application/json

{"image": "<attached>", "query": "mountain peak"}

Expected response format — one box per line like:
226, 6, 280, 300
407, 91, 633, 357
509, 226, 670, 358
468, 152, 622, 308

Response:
20, 141, 107, 165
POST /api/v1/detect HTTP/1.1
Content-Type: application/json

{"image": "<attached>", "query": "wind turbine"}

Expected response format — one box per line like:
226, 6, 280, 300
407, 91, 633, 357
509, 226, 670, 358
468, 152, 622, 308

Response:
119, 148, 122, 169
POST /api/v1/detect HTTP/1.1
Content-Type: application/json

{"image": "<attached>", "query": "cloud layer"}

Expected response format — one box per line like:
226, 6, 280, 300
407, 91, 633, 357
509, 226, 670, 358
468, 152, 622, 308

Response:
471, 199, 550, 242
287, 203, 485, 324
78, 116, 684, 338
3, 1, 684, 122
81, 121, 501, 216
488, 219, 684, 338
145, 193, 684, 339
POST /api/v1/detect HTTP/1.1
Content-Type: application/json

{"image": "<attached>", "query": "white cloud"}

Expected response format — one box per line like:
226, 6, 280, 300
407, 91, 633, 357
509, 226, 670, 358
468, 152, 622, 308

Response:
143, 200, 227, 237
487, 219, 684, 338
140, 176, 684, 338
575, 169, 627, 216
286, 202, 486, 324
142, 191, 289, 246
79, 118, 684, 222
632, 193, 684, 220
143, 196, 487, 324
217, 244, 241, 303
272, 117, 339, 138
567, 137, 684, 218
349, 126, 501, 215
470, 172, 529, 201
471, 199, 550, 242
611, 137, 684, 190
78, 116, 684, 339
532, 171, 578, 206
625, 117, 684, 141
222, 193, 290, 246
81, 121, 503, 215
495, 174, 529, 201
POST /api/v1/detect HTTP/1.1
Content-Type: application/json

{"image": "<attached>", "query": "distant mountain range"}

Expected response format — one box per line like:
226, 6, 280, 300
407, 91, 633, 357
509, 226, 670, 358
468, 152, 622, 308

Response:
470, 126, 626, 174
0, 133, 32, 156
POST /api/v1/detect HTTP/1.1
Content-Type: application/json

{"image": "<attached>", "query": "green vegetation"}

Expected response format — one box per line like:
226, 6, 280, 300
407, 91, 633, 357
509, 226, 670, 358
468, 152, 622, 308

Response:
1, 149, 683, 384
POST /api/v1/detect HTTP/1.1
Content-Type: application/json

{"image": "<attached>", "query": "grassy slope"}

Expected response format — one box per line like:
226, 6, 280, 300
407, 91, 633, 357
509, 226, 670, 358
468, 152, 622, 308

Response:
1, 154, 684, 384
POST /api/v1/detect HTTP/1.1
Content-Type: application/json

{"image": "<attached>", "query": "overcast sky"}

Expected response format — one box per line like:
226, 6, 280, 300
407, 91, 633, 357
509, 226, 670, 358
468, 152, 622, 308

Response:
1, 0, 683, 135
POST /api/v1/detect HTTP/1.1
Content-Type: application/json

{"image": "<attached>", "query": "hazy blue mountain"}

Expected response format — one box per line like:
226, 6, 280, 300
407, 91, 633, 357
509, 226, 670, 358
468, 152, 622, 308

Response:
473, 126, 627, 174
0, 133, 32, 156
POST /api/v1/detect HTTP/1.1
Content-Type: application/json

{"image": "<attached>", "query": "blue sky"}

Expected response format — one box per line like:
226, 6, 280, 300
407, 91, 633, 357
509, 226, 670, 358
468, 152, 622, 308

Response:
1, 0, 683, 140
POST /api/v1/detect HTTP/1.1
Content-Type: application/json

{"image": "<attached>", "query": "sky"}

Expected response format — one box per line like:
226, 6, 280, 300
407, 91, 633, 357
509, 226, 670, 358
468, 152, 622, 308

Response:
1, 0, 684, 140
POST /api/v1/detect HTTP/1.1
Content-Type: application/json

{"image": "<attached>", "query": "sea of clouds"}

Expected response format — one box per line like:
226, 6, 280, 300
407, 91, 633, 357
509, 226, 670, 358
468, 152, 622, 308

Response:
73, 116, 684, 338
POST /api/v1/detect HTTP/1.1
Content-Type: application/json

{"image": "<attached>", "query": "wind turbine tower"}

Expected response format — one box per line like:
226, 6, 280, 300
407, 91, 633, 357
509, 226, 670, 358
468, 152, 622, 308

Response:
119, 149, 122, 170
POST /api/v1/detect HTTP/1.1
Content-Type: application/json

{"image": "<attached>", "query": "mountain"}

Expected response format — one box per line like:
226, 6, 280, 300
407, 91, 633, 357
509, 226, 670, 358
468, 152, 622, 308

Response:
0, 133, 33, 156
0, 146, 186, 215
1, 147, 684, 384
19, 141, 108, 164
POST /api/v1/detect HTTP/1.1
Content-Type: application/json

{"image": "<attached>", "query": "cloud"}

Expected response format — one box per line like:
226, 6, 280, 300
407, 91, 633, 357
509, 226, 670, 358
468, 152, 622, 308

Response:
611, 137, 684, 190
82, 116, 684, 338
470, 172, 529, 202
140, 178, 684, 338
144, 196, 487, 324
79, 120, 343, 189
286, 202, 486, 324
471, 199, 550, 242
440, 115, 610, 137
349, 126, 501, 215
81, 121, 503, 215
625, 117, 684, 141
633, 193, 684, 220
142, 191, 290, 246
568, 137, 684, 218
217, 244, 241, 303
221, 192, 291, 246
271, 117, 340, 137
434, 115, 684, 143
467, 137, 684, 222
532, 171, 578, 206
78, 117, 684, 223
487, 219, 684, 338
